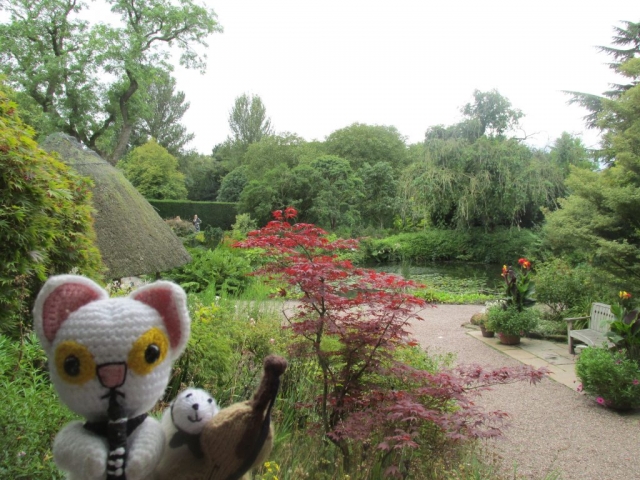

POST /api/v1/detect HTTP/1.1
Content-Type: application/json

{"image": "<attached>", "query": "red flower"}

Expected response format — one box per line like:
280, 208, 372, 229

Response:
284, 206, 298, 219
272, 210, 283, 220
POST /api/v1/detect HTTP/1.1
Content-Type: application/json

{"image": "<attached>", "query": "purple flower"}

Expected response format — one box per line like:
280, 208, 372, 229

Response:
596, 397, 605, 405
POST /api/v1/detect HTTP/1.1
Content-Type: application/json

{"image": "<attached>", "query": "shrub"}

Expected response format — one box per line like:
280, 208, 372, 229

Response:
0, 334, 77, 479
534, 259, 613, 320
229, 213, 258, 240
486, 305, 539, 336
360, 227, 539, 265
162, 245, 252, 294
165, 296, 288, 405
575, 347, 640, 411
0, 86, 103, 336
164, 216, 195, 237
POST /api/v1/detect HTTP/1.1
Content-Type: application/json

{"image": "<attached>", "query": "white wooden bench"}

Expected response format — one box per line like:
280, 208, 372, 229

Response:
565, 302, 615, 354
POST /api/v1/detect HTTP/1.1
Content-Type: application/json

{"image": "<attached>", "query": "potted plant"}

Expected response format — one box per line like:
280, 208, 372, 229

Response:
487, 258, 538, 345
471, 312, 494, 337
486, 305, 539, 345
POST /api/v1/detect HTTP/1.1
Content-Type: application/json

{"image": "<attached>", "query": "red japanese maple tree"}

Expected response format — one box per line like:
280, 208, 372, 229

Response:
236, 208, 548, 476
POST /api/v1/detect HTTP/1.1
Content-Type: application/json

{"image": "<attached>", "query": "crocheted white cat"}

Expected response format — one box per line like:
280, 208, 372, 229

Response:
33, 275, 191, 480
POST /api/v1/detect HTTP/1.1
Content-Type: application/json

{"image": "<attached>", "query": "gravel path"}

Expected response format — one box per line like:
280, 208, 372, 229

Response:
409, 304, 640, 480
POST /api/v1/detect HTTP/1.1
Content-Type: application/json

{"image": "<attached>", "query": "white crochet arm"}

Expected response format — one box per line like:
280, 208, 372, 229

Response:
53, 421, 109, 480
126, 417, 165, 480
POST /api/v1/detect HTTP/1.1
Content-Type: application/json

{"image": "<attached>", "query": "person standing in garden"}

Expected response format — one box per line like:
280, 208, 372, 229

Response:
193, 214, 202, 232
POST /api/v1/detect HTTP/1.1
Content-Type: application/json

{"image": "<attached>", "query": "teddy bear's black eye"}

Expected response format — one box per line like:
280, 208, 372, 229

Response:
208, 398, 213, 403
64, 355, 81, 376
144, 344, 161, 364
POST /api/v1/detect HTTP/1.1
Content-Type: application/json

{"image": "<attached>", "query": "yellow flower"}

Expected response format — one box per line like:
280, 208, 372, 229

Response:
620, 291, 632, 300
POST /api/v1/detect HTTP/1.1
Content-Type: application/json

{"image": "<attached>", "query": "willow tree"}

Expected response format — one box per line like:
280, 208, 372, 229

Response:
403, 127, 563, 231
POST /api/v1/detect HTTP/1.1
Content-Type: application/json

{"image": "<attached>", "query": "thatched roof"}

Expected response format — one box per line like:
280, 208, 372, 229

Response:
39, 133, 191, 279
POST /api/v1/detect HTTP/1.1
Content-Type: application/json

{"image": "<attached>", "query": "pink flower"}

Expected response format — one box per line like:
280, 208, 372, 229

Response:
577, 384, 583, 392
596, 397, 605, 405
633, 379, 639, 386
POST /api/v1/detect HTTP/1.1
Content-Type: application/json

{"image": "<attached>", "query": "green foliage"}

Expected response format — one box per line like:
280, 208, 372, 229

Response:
166, 296, 288, 405
358, 161, 398, 229
0, 334, 77, 479
164, 216, 195, 238
0, 87, 103, 336
308, 155, 364, 230
230, 213, 258, 240
0, 0, 221, 163
119, 140, 188, 199
228, 93, 273, 148
608, 297, 640, 362
324, 123, 409, 171
162, 246, 252, 295
534, 259, 612, 320
575, 347, 640, 410
217, 166, 248, 202
127, 69, 194, 157
404, 135, 563, 230
544, 31, 640, 290
461, 89, 523, 137
178, 152, 225, 201
486, 305, 539, 336
148, 199, 238, 231
361, 228, 539, 265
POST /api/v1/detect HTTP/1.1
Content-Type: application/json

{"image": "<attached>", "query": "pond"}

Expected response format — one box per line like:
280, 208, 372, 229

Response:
371, 262, 504, 295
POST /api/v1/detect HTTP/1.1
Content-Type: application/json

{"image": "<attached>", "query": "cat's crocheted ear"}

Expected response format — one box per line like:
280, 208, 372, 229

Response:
130, 281, 190, 359
33, 275, 108, 351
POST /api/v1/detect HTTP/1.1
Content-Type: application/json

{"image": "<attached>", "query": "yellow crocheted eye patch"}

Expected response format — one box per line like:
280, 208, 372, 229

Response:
55, 341, 96, 385
128, 327, 169, 375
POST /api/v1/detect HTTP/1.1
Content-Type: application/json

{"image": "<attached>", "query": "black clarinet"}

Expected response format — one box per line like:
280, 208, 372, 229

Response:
106, 392, 128, 480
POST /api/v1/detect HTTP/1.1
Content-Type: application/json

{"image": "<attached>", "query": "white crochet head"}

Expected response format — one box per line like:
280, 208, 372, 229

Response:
171, 388, 219, 435
33, 275, 191, 422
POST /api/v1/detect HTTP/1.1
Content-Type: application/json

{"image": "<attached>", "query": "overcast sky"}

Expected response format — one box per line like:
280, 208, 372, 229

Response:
166, 0, 637, 154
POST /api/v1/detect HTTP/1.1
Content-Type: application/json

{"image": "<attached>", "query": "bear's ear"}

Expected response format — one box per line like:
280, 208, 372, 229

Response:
130, 281, 190, 358
33, 275, 108, 350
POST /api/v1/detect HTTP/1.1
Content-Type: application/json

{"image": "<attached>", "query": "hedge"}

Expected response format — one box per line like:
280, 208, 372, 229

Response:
148, 200, 238, 231
360, 227, 540, 265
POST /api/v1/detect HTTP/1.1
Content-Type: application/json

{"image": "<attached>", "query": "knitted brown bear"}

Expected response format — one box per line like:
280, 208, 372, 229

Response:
156, 355, 287, 480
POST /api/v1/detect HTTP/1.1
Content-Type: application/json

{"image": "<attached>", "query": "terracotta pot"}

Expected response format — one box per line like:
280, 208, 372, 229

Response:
498, 332, 521, 345
480, 325, 495, 338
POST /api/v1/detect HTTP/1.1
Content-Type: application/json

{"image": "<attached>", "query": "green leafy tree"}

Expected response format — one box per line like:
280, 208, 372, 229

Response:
0, 85, 103, 335
461, 89, 523, 138
404, 135, 562, 230
0, 0, 221, 164
179, 152, 224, 201
129, 71, 195, 157
358, 162, 398, 229
242, 133, 324, 181
119, 139, 187, 199
566, 21, 640, 128
217, 166, 249, 203
324, 123, 409, 171
228, 93, 273, 148
308, 155, 364, 230
543, 51, 640, 286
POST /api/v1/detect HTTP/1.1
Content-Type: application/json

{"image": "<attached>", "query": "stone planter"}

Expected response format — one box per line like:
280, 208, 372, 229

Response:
497, 332, 521, 345
480, 325, 495, 338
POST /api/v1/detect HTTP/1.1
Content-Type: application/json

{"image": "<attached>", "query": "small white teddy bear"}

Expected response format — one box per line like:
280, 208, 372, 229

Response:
156, 388, 219, 479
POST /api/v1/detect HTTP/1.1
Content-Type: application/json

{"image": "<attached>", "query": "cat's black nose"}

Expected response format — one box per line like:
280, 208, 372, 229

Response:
192, 404, 199, 410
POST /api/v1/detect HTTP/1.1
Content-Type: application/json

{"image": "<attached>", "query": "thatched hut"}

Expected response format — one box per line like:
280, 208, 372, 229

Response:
39, 133, 191, 279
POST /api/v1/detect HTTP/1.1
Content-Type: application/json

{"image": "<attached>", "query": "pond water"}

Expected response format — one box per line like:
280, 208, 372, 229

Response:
371, 262, 503, 294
